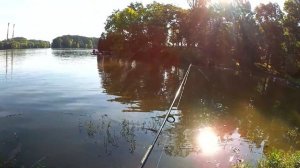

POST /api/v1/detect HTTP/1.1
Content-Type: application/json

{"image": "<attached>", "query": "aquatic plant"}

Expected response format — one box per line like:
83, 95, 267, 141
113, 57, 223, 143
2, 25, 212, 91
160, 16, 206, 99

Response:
120, 119, 136, 153
258, 149, 300, 168
232, 162, 252, 168
85, 121, 97, 137
233, 149, 300, 168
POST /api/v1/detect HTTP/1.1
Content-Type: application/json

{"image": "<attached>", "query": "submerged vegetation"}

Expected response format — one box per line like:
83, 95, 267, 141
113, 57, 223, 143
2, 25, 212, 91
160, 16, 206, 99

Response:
51, 35, 98, 49
99, 0, 300, 80
0, 37, 50, 50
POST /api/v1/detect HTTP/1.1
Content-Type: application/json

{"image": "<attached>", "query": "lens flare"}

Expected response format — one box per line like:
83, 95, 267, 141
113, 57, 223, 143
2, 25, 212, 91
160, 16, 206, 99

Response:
196, 127, 220, 155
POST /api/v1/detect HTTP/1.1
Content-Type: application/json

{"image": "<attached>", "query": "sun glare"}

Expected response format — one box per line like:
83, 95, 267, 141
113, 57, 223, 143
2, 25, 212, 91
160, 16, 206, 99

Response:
210, 0, 234, 4
196, 127, 220, 155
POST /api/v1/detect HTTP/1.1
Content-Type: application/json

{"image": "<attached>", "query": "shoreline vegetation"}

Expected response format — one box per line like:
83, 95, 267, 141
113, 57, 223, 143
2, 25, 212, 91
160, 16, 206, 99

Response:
234, 149, 300, 168
0, 37, 50, 50
0, 35, 99, 50
98, 0, 300, 83
51, 35, 98, 49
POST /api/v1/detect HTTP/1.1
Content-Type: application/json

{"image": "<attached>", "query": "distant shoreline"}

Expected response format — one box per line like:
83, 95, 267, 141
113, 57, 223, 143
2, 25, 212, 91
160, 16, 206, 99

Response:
51, 35, 98, 49
0, 37, 50, 50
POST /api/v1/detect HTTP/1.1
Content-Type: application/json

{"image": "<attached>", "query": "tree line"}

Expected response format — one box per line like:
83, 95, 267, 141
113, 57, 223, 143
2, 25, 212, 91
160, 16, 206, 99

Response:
0, 37, 50, 50
99, 0, 300, 78
51, 35, 98, 49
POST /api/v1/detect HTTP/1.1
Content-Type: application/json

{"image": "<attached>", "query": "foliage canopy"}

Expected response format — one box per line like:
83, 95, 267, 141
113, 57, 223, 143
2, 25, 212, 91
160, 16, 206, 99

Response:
99, 0, 300, 78
0, 37, 50, 50
51, 35, 98, 49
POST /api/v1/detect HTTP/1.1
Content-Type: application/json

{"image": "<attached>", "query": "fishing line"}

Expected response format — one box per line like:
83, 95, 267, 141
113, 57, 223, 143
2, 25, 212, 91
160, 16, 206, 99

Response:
191, 65, 209, 82
166, 65, 192, 123
175, 65, 191, 108
155, 135, 168, 168
140, 64, 192, 168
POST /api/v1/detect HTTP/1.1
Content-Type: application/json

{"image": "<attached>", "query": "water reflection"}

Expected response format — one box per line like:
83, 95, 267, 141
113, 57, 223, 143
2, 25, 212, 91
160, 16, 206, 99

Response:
0, 50, 14, 79
97, 57, 184, 112
97, 57, 300, 166
0, 49, 299, 167
52, 49, 92, 57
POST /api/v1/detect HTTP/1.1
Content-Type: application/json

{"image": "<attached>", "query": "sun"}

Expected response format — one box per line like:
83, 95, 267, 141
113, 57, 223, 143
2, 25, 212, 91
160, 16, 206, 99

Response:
208, 0, 276, 8
210, 0, 234, 4
196, 127, 220, 155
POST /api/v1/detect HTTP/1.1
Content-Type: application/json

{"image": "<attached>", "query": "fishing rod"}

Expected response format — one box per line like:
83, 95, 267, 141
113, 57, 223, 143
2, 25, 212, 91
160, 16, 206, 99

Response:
140, 64, 192, 168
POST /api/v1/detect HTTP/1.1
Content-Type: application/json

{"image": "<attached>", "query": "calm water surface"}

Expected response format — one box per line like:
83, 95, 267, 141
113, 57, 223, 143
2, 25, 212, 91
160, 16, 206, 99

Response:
0, 49, 300, 168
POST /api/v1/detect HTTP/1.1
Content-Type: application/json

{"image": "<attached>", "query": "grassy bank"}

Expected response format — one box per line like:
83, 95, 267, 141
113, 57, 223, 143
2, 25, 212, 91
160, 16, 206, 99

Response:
233, 149, 300, 168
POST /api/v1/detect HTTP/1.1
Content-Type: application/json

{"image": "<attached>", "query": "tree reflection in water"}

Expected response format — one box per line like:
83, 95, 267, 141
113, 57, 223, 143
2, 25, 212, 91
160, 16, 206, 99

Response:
94, 57, 300, 166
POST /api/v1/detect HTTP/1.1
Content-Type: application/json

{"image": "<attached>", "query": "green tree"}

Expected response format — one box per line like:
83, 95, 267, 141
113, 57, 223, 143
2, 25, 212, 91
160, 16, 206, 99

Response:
100, 0, 300, 76
11, 41, 20, 49
283, 0, 300, 76
51, 35, 97, 49
255, 3, 285, 72
0, 37, 50, 50
229, 0, 259, 69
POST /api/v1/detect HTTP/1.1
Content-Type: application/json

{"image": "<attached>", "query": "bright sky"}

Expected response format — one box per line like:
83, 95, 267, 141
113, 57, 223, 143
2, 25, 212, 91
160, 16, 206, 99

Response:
0, 0, 285, 42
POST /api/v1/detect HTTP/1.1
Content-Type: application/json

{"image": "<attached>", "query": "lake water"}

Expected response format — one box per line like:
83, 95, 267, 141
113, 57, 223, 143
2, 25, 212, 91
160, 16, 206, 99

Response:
0, 49, 300, 168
